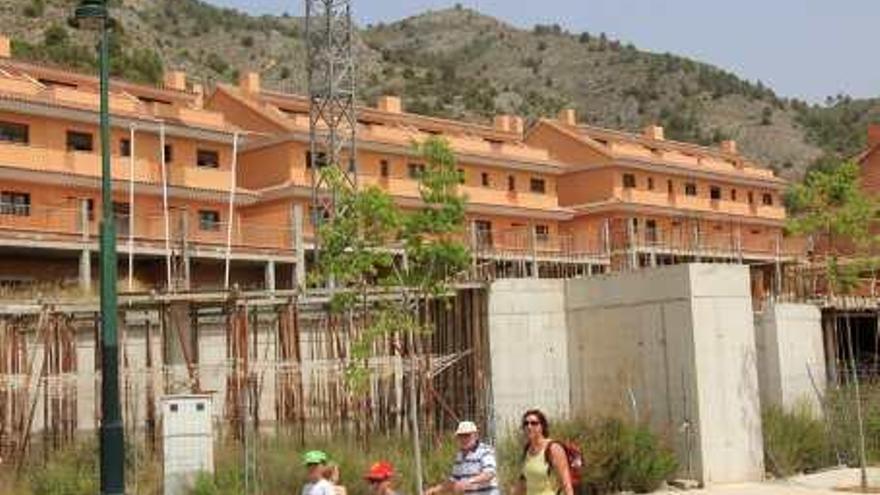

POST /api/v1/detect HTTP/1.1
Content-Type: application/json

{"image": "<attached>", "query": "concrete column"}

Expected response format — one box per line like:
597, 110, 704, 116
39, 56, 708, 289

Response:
602, 218, 611, 255
181, 209, 191, 290
626, 218, 637, 270
529, 223, 538, 279
79, 198, 91, 291
265, 260, 276, 292
774, 234, 782, 296
292, 204, 306, 289
692, 222, 702, 263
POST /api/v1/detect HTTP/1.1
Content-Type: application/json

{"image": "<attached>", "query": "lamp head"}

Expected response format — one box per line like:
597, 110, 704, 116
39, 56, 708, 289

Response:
74, 0, 107, 30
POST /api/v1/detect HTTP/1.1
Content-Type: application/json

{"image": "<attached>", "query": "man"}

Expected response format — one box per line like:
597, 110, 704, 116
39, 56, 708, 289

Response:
301, 450, 335, 495
426, 421, 499, 495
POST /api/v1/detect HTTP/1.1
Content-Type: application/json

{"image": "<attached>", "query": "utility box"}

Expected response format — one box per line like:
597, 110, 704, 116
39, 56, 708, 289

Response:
162, 394, 214, 495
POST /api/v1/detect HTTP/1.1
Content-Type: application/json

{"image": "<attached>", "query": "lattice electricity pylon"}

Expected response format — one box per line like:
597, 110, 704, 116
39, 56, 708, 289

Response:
305, 0, 358, 262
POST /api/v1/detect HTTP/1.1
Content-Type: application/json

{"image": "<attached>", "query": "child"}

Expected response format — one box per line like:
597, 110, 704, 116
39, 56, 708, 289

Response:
364, 461, 401, 495
301, 450, 335, 495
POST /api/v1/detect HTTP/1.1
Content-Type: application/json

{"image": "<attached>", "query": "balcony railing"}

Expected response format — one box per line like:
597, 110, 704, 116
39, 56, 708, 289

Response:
0, 142, 232, 192
0, 203, 295, 254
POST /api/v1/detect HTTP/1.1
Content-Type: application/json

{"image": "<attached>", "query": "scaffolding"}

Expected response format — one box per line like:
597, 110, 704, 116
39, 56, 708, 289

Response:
0, 287, 491, 466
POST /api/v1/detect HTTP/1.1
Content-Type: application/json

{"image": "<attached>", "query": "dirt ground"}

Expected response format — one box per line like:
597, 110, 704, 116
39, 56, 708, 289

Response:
655, 468, 880, 494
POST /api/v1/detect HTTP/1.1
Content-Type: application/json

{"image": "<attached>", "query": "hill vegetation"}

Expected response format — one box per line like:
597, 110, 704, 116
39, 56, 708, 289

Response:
0, 0, 875, 180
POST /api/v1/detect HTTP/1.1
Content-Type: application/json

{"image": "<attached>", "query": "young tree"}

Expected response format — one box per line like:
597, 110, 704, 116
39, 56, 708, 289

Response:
312, 136, 470, 494
786, 161, 878, 490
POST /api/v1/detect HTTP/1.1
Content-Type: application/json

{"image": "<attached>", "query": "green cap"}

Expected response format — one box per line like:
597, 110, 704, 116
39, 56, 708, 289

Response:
302, 450, 328, 466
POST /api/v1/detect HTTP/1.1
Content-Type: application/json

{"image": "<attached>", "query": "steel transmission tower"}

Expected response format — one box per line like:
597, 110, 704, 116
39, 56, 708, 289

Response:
305, 0, 358, 262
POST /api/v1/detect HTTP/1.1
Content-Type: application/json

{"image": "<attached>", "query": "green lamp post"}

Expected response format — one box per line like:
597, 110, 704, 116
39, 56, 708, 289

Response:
74, 1, 124, 493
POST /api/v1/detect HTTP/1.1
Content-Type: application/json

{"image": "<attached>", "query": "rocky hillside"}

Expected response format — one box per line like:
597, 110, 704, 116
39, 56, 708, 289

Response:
1, 0, 875, 180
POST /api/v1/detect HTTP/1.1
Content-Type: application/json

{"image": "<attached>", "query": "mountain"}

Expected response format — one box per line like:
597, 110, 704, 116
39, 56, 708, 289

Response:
1, 0, 875, 180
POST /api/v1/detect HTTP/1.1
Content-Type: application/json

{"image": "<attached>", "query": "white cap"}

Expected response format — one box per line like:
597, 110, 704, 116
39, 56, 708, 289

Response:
455, 421, 478, 435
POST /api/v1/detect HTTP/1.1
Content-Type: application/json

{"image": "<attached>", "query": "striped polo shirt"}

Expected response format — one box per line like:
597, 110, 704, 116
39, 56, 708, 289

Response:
449, 441, 499, 495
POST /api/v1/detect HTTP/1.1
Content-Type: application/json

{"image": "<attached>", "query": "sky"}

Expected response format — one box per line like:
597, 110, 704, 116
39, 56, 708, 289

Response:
204, 0, 880, 103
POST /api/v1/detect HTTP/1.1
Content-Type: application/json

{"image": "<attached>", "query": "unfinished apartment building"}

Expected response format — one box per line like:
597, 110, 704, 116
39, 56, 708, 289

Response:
207, 72, 604, 280
0, 35, 802, 461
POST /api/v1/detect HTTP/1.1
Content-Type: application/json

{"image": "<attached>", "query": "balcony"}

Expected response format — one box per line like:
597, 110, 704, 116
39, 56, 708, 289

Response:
468, 226, 604, 260
0, 203, 294, 255
619, 187, 785, 221
0, 142, 234, 191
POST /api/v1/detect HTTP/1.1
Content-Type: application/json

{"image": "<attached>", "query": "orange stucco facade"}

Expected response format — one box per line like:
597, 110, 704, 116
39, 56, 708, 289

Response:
0, 35, 795, 290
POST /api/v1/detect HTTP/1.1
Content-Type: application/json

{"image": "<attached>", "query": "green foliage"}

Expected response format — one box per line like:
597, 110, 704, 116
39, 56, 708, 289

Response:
497, 418, 677, 494
22, 440, 99, 495
189, 433, 459, 495
762, 404, 830, 476
761, 106, 774, 126
206, 52, 230, 74
824, 383, 880, 466
23, 0, 45, 18
312, 137, 470, 393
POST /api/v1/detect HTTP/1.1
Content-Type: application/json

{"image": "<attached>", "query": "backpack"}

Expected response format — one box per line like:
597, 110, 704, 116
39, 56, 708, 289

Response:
522, 440, 584, 489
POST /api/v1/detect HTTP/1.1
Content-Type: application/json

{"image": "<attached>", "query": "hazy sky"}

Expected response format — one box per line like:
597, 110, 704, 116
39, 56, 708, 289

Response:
204, 0, 880, 103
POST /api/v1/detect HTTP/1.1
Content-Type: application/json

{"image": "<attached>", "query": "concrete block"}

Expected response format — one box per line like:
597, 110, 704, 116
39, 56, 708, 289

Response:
755, 303, 825, 415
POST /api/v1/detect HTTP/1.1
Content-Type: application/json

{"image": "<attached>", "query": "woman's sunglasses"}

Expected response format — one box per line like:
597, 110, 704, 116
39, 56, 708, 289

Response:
522, 419, 541, 428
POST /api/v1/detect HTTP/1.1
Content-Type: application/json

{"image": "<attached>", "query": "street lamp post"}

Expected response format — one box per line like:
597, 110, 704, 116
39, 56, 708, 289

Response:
74, 1, 125, 493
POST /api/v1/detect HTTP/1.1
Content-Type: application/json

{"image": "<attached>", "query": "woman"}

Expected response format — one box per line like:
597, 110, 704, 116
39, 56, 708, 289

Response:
513, 409, 573, 495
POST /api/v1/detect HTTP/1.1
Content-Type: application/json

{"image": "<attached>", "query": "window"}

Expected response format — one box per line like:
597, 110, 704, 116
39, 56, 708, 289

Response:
0, 191, 30, 216
196, 403, 205, 412
710, 186, 721, 200
458, 168, 466, 184
380, 160, 390, 178
508, 175, 516, 192
0, 121, 28, 144
86, 198, 95, 221
169, 404, 178, 413
66, 131, 93, 152
731, 189, 737, 201
163, 144, 174, 163
199, 210, 221, 231
748, 192, 755, 204
667, 180, 674, 195
530, 178, 546, 194
623, 173, 636, 189
535, 224, 550, 242
407, 163, 425, 179
762, 193, 774, 206
481, 172, 490, 187
685, 183, 697, 196
646, 219, 657, 243
197, 149, 220, 168
119, 138, 131, 157
305, 150, 328, 169
112, 202, 130, 235
474, 220, 493, 248
647, 177, 655, 191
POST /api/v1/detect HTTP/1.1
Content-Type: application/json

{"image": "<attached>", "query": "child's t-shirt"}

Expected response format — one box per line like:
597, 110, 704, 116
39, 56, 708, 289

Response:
302, 479, 335, 495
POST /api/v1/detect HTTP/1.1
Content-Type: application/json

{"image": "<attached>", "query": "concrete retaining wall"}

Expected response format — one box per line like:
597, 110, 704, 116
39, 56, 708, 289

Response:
755, 303, 825, 415
487, 278, 569, 435
488, 264, 766, 485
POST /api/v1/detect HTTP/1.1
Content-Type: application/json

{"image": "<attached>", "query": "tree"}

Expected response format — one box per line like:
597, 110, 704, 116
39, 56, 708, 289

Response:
311, 136, 470, 494
786, 161, 877, 491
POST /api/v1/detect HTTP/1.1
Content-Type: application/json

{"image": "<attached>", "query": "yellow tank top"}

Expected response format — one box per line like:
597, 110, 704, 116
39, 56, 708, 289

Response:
522, 445, 558, 495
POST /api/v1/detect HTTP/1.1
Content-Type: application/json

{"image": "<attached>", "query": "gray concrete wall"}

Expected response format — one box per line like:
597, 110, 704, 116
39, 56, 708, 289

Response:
755, 303, 825, 415
566, 264, 764, 485
487, 278, 570, 436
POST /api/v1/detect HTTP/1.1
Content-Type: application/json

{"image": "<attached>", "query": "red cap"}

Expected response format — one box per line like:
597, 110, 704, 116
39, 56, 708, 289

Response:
365, 461, 394, 481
